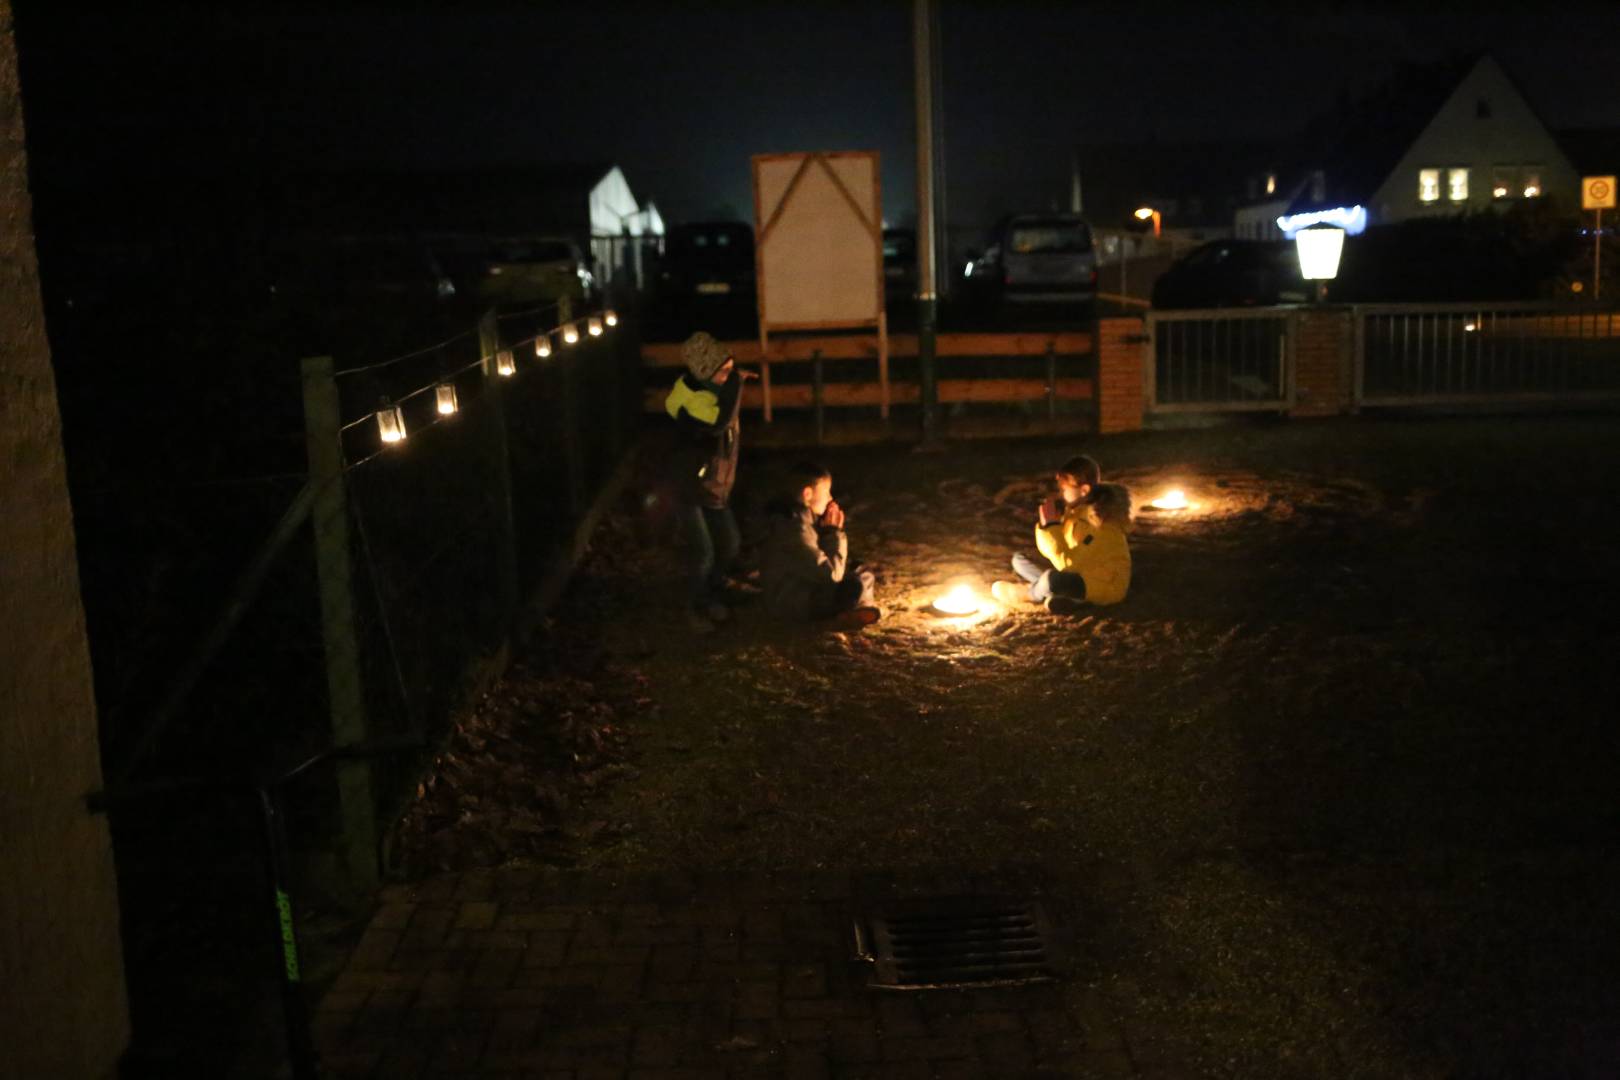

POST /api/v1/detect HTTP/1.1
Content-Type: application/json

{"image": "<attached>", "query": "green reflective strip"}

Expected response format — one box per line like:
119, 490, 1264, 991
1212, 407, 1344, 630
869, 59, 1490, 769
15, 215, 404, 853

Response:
276, 888, 301, 983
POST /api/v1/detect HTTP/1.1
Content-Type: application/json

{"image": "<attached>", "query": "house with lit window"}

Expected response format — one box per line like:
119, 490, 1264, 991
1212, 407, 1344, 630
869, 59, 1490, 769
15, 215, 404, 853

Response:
1234, 53, 1577, 241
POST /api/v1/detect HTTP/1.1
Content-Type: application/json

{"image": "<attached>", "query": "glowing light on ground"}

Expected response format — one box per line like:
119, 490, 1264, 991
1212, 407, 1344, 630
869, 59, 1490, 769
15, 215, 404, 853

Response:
931, 583, 981, 616
1150, 489, 1189, 510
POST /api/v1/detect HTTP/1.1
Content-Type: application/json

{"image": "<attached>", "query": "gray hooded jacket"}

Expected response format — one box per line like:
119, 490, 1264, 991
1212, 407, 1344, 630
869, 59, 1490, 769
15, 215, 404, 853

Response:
760, 505, 848, 621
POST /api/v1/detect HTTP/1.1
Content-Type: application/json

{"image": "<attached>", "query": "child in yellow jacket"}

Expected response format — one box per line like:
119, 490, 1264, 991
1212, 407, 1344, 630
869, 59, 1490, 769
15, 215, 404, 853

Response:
992, 455, 1132, 614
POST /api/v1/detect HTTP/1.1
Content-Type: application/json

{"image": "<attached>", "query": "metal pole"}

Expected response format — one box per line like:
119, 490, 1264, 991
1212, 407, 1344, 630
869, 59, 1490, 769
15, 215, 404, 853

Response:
914, 0, 940, 445
299, 355, 377, 892
477, 311, 521, 621
812, 348, 825, 445
1596, 208, 1603, 303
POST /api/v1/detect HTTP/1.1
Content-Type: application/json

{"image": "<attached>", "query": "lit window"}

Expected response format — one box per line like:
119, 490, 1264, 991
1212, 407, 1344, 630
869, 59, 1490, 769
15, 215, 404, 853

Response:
1265, 173, 1276, 196
1492, 165, 1513, 200
1522, 169, 1542, 198
1419, 168, 1440, 203
1448, 168, 1469, 202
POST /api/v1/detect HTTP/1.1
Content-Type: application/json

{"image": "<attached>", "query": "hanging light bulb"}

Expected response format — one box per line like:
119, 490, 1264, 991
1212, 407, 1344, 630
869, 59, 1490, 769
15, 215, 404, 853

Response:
376, 402, 406, 444
435, 383, 459, 415
535, 334, 552, 358
495, 349, 516, 376
563, 322, 580, 345
587, 315, 604, 337
604, 309, 618, 327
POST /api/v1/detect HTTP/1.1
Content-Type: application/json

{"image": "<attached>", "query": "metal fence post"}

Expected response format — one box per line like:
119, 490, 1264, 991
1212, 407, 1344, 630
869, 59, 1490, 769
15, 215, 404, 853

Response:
298, 355, 377, 891
478, 311, 520, 622
812, 347, 825, 445
1044, 340, 1058, 431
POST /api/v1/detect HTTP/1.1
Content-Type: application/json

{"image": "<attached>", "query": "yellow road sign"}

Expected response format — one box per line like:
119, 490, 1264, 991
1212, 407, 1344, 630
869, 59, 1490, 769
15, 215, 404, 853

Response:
1583, 176, 1616, 210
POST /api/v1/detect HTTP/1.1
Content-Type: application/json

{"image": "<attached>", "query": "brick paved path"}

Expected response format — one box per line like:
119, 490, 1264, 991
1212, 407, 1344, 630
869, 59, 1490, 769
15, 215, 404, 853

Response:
313, 868, 1163, 1079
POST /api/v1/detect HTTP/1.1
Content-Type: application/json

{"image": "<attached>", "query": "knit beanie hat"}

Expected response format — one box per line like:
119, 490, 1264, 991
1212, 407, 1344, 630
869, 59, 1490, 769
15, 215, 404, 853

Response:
681, 331, 729, 381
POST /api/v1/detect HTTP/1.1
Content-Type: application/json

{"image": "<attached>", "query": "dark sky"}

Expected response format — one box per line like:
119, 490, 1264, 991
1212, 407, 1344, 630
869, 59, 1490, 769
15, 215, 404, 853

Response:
16, 2, 1620, 234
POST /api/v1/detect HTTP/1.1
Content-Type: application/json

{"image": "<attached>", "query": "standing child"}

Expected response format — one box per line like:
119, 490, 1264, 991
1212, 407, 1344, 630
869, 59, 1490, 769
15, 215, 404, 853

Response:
665, 331, 755, 632
992, 454, 1132, 614
760, 461, 880, 626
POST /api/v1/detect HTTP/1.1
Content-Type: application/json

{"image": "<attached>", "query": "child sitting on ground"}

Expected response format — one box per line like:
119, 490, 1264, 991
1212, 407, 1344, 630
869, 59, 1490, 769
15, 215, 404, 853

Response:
760, 461, 880, 626
992, 454, 1132, 614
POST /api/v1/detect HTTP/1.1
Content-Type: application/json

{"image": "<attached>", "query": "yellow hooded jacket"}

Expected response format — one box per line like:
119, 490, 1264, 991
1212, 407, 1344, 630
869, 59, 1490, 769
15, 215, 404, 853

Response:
1034, 485, 1132, 605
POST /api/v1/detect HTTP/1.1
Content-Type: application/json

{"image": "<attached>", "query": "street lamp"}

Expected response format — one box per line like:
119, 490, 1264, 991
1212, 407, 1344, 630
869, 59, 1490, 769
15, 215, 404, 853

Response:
1294, 225, 1344, 301
1133, 206, 1161, 238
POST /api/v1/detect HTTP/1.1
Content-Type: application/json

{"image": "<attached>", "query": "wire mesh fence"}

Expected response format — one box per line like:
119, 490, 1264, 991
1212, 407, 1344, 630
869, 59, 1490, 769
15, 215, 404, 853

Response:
90, 297, 642, 1070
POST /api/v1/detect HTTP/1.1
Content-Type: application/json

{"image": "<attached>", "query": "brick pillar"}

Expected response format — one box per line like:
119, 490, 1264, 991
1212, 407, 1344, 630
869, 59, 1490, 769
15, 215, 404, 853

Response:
1096, 316, 1145, 434
1289, 307, 1354, 417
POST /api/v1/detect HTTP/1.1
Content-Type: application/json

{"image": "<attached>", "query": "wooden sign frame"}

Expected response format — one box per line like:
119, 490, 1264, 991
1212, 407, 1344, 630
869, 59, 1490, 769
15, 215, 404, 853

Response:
752, 151, 889, 420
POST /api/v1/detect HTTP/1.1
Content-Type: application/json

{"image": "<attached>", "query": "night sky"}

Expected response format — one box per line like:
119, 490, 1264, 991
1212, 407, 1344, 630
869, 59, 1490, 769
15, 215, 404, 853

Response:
15, 2, 1620, 234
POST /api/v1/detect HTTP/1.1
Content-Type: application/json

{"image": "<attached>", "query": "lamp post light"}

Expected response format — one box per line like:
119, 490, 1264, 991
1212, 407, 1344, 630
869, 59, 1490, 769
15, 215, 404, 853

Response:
1294, 225, 1344, 302
1133, 206, 1161, 238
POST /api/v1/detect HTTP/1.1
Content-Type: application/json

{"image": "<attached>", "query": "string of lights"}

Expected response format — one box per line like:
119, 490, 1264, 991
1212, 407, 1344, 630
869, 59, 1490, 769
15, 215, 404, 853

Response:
495, 299, 564, 322
332, 326, 478, 378
342, 305, 620, 463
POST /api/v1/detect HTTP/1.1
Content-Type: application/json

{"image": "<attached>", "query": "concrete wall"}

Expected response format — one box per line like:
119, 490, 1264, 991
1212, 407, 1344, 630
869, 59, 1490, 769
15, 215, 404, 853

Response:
0, 4, 131, 1076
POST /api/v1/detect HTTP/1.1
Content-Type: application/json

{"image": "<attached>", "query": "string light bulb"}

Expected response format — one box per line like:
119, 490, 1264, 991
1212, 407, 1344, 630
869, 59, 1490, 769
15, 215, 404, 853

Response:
376, 402, 406, 444
435, 383, 459, 415
495, 349, 516, 376
587, 316, 604, 337
535, 335, 552, 358
604, 309, 618, 327
563, 323, 580, 345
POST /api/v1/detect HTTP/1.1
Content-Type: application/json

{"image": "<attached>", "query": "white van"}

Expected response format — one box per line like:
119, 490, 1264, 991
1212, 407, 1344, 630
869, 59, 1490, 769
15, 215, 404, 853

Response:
974, 214, 1097, 306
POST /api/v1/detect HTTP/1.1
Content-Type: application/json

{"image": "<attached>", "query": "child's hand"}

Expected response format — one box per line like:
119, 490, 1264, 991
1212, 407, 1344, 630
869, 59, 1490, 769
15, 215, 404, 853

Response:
821, 501, 845, 529
1039, 497, 1063, 525
738, 367, 761, 381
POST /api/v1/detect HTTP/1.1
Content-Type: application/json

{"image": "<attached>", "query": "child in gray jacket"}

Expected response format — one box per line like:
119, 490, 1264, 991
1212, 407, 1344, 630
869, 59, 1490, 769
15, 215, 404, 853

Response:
760, 461, 879, 625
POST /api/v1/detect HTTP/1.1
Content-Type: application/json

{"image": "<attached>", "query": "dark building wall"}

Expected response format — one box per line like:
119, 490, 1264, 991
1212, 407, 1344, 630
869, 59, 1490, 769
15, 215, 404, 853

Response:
0, 3, 130, 1075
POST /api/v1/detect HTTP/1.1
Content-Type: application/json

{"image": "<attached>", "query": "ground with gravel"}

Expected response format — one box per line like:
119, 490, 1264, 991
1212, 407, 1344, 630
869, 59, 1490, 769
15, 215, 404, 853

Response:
392, 413, 1620, 1078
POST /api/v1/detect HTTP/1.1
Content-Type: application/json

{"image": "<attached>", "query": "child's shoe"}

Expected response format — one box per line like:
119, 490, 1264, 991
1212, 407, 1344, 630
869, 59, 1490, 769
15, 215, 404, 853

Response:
1044, 595, 1087, 616
991, 580, 1039, 608
829, 605, 882, 630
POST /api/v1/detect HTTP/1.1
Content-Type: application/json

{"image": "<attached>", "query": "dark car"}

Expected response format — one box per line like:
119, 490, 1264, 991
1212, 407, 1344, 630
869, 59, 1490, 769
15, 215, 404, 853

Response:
658, 222, 756, 300
1150, 239, 1308, 309
882, 227, 918, 301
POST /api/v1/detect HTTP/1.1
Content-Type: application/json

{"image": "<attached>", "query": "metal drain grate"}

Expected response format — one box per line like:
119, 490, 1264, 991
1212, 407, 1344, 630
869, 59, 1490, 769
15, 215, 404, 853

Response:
856, 897, 1061, 990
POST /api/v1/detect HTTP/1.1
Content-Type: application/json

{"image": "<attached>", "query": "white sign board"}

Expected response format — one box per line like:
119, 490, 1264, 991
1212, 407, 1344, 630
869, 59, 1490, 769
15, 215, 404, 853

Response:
1583, 176, 1615, 210
752, 152, 882, 329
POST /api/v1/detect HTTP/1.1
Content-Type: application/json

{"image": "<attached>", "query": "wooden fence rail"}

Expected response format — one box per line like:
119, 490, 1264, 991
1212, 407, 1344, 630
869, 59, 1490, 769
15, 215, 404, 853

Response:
642, 331, 1094, 439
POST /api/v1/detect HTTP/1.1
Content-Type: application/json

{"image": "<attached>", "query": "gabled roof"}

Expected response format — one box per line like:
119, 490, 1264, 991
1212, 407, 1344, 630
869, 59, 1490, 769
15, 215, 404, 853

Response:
1269, 53, 1484, 213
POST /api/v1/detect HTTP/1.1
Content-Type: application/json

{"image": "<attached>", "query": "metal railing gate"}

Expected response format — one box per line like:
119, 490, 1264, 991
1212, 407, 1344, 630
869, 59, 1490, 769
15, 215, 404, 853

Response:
1145, 307, 1294, 414
1352, 302, 1620, 407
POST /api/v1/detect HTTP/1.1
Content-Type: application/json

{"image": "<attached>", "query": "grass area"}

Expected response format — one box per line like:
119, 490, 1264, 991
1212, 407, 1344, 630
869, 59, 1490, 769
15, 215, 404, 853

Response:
412, 413, 1620, 1078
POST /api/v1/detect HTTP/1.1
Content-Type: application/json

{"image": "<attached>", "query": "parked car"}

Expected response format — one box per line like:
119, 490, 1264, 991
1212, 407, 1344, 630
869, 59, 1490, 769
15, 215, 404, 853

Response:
968, 214, 1098, 309
447, 236, 596, 309
882, 227, 918, 301
1150, 240, 1307, 309
657, 222, 756, 301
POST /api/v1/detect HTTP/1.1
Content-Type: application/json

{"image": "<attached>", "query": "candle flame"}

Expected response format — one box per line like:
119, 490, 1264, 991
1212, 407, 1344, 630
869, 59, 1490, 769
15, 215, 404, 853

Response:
933, 584, 980, 615
1151, 489, 1188, 510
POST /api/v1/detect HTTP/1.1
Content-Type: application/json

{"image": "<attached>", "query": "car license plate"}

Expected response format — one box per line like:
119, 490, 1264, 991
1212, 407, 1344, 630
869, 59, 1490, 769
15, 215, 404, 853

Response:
696, 282, 731, 294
